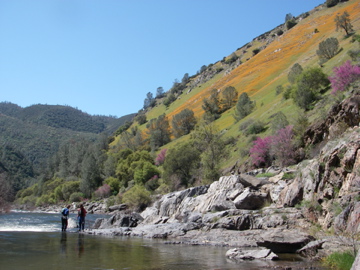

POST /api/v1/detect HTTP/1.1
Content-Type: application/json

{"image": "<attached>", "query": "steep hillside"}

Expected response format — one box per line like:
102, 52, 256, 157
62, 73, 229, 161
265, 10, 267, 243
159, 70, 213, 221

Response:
121, 0, 360, 169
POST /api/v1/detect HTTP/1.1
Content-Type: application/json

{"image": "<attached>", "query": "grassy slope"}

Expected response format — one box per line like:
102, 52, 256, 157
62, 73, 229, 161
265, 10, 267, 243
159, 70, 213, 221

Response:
113, 1, 360, 170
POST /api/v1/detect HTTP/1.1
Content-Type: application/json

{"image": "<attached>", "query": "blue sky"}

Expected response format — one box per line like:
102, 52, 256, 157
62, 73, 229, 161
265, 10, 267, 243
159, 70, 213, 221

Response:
0, 0, 324, 118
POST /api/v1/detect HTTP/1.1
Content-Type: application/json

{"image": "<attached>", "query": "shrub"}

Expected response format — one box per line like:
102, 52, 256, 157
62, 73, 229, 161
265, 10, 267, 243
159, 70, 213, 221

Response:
155, 149, 167, 166
250, 136, 273, 167
288, 63, 303, 84
292, 67, 329, 110
286, 19, 297, 30
329, 60, 360, 94
244, 120, 266, 136
316, 37, 339, 62
326, 0, 339, 8
69, 192, 84, 202
94, 184, 111, 199
122, 185, 151, 211
105, 177, 121, 195
233, 92, 255, 122
270, 126, 296, 167
61, 181, 80, 201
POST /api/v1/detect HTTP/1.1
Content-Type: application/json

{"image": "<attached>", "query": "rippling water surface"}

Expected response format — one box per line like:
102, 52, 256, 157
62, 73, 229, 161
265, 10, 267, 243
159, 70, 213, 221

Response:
0, 211, 323, 270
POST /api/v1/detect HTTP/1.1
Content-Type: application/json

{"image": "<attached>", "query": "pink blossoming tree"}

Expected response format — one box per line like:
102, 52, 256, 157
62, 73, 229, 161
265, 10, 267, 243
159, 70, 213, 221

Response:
329, 60, 360, 95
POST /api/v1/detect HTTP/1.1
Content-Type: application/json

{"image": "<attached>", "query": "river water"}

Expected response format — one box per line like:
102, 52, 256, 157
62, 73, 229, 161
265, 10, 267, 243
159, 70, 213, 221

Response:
0, 211, 325, 270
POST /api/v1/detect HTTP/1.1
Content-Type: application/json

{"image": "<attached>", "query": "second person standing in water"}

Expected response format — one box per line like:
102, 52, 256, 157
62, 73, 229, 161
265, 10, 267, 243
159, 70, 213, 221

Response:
77, 204, 87, 231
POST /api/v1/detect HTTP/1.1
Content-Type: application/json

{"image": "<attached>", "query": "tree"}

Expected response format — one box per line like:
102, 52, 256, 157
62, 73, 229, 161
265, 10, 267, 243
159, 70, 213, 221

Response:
329, 60, 360, 94
162, 142, 201, 190
270, 126, 296, 167
171, 108, 197, 138
335, 11, 354, 36
156, 87, 164, 98
250, 136, 273, 167
316, 37, 339, 62
181, 73, 189, 85
146, 114, 171, 150
233, 92, 255, 122
292, 67, 329, 110
202, 89, 221, 122
285, 13, 294, 23
191, 123, 228, 184
288, 63, 303, 84
163, 93, 176, 107
221, 86, 238, 111
143, 92, 155, 109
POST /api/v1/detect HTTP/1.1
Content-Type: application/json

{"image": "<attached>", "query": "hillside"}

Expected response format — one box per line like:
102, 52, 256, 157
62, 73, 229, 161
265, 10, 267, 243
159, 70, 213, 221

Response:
0, 102, 135, 189
119, 0, 360, 170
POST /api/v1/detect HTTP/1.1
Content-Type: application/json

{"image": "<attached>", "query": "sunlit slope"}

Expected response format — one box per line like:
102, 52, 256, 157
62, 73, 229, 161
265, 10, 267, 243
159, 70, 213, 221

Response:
163, 1, 359, 123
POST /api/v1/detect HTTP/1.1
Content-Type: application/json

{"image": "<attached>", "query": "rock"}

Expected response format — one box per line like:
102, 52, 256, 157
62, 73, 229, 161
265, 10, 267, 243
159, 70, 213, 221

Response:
226, 248, 279, 261
233, 187, 268, 210
238, 173, 270, 189
351, 249, 360, 270
93, 212, 143, 229
256, 228, 314, 253
108, 204, 127, 212
297, 240, 325, 257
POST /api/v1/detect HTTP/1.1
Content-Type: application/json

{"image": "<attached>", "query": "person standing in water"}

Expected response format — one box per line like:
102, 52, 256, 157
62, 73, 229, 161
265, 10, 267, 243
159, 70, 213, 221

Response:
77, 204, 87, 231
61, 205, 71, 232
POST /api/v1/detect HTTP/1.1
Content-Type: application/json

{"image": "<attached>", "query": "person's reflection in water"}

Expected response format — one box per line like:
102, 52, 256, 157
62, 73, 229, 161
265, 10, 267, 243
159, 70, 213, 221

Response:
77, 233, 85, 257
60, 232, 67, 255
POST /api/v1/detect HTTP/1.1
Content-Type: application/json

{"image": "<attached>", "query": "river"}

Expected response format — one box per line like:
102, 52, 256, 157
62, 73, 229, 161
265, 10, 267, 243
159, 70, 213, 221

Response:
0, 211, 325, 270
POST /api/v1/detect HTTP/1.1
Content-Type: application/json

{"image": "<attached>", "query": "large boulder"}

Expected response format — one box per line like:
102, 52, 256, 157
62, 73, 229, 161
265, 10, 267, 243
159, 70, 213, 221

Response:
256, 228, 314, 253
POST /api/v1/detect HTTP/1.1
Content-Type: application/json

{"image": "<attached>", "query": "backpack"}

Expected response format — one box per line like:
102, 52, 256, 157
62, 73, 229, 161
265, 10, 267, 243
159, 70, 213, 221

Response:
61, 208, 68, 216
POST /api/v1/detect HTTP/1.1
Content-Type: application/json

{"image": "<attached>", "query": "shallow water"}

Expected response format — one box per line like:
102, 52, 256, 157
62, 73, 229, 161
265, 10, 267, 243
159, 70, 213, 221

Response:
0, 212, 324, 270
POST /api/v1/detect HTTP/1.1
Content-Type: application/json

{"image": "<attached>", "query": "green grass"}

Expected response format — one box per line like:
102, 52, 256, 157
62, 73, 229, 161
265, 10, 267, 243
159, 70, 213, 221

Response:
322, 251, 355, 270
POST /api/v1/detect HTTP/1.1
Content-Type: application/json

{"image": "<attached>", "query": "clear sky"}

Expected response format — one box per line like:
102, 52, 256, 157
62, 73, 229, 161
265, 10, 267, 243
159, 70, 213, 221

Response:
0, 0, 324, 118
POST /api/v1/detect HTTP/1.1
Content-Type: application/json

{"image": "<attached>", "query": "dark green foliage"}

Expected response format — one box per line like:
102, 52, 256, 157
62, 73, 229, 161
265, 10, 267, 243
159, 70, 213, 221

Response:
156, 87, 165, 98
163, 93, 177, 107
225, 53, 238, 64
221, 86, 238, 111
285, 13, 294, 23
286, 19, 297, 30
135, 114, 147, 125
133, 162, 159, 185
288, 63, 303, 84
146, 114, 171, 150
252, 48, 261, 56
202, 89, 221, 122
0, 145, 34, 192
0, 102, 133, 174
172, 108, 197, 138
143, 92, 156, 109
162, 142, 201, 189
292, 67, 330, 110
233, 92, 255, 122
191, 123, 228, 184
316, 37, 339, 62
326, 0, 339, 8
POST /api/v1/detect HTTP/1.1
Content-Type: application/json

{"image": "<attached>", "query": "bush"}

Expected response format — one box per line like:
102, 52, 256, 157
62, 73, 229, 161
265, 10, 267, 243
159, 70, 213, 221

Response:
94, 184, 111, 199
326, 0, 339, 8
316, 37, 339, 62
104, 177, 121, 195
244, 120, 266, 136
122, 185, 151, 211
250, 136, 273, 167
155, 149, 167, 166
69, 192, 84, 202
288, 63, 303, 84
61, 181, 80, 201
286, 19, 297, 30
329, 60, 360, 94
292, 67, 329, 110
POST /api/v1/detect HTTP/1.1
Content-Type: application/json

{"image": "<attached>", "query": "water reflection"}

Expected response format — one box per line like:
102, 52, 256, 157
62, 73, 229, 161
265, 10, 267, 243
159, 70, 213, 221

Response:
77, 233, 85, 258
60, 232, 67, 255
